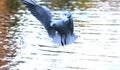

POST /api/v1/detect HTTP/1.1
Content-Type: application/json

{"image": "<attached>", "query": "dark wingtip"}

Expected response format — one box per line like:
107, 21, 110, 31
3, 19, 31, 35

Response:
21, 0, 26, 3
21, 0, 36, 5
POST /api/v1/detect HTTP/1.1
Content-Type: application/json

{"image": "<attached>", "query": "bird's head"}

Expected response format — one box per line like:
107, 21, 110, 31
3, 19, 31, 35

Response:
50, 21, 58, 28
50, 20, 65, 28
64, 12, 72, 19
51, 22, 56, 27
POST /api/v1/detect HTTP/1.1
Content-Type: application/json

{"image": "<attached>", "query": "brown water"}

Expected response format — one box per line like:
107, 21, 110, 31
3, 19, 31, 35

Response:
0, 0, 120, 70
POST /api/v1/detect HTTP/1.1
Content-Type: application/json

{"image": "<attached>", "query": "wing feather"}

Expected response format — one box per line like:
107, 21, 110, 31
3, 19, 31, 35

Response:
22, 0, 55, 37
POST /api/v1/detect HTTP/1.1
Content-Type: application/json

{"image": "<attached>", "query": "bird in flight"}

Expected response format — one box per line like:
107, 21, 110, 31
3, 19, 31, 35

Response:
22, 0, 77, 46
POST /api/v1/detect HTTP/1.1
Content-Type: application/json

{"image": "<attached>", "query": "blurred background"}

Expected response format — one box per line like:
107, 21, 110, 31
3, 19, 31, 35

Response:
0, 0, 120, 70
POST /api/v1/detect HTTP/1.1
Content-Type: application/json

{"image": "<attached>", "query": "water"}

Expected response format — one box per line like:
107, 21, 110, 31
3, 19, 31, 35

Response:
0, 0, 120, 70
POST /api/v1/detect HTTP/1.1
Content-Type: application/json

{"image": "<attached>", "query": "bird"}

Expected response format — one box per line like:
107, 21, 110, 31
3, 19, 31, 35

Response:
22, 0, 77, 46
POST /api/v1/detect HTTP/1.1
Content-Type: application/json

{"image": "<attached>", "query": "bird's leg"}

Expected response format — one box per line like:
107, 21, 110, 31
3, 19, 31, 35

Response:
61, 35, 64, 46
61, 41, 64, 46
61, 35, 67, 46
64, 35, 66, 45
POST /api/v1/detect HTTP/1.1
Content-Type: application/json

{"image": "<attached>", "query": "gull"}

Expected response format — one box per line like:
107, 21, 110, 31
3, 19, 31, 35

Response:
22, 0, 77, 46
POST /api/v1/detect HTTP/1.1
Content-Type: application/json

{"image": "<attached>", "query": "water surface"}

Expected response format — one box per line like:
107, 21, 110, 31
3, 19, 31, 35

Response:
0, 0, 120, 70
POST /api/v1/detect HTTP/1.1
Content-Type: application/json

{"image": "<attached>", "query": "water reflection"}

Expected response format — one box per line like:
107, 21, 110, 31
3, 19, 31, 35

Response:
41, 0, 96, 10
0, 0, 120, 70
0, 0, 21, 69
41, 0, 120, 11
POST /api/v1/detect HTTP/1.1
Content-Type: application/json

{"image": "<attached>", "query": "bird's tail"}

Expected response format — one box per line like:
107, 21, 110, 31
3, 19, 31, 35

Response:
53, 33, 77, 46
66, 33, 77, 45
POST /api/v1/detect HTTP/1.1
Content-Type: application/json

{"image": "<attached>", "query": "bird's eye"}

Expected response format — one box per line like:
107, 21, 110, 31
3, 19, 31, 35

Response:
64, 13, 67, 16
52, 24, 56, 26
51, 23, 56, 27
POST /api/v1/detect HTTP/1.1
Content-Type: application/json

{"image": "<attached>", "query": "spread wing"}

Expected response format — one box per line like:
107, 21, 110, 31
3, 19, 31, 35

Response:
22, 0, 55, 37
65, 12, 74, 34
